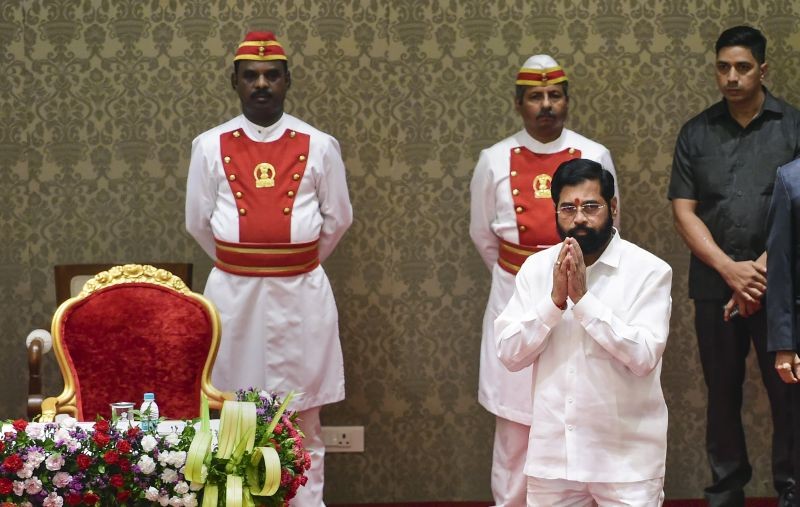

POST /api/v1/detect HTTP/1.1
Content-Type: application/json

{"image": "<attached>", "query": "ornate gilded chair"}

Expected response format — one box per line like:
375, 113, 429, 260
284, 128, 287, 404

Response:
35, 264, 232, 422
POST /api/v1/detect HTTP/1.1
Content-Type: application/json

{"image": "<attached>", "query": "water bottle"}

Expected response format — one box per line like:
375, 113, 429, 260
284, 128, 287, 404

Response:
139, 392, 159, 431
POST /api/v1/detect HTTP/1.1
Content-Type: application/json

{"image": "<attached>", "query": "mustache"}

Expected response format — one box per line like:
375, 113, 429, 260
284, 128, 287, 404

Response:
567, 225, 593, 236
537, 110, 556, 118
251, 90, 272, 99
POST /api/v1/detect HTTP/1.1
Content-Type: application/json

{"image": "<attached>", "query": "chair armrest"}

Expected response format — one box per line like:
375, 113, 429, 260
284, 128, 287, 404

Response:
26, 330, 53, 420
40, 397, 58, 423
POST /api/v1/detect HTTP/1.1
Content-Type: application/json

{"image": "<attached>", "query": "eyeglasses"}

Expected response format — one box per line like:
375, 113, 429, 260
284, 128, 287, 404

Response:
556, 203, 606, 218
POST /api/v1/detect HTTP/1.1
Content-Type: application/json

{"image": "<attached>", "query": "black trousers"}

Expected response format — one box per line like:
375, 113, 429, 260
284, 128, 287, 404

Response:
695, 300, 795, 507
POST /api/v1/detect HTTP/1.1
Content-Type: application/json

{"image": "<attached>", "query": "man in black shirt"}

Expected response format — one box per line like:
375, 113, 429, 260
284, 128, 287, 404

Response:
669, 25, 800, 507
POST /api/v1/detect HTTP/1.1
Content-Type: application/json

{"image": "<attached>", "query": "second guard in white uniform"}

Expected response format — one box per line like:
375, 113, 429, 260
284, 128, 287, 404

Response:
469, 55, 619, 507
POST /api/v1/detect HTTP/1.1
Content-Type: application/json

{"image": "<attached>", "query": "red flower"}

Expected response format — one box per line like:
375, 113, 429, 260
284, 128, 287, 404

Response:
0, 441, 4, 453
92, 432, 110, 447
109, 474, 124, 488
11, 419, 27, 432
126, 426, 140, 438
116, 440, 131, 454
94, 420, 110, 433
77, 453, 92, 470
0, 478, 13, 494
118, 458, 131, 472
116, 489, 131, 502
2, 454, 23, 472
274, 423, 284, 435
103, 450, 119, 464
83, 491, 100, 505
66, 493, 83, 506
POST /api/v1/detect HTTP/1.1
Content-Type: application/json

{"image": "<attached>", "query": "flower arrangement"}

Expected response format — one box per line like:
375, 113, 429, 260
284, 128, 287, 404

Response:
0, 390, 310, 506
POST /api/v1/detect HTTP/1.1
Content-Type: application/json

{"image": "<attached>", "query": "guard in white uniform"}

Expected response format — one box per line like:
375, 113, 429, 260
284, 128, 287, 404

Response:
469, 55, 619, 506
185, 31, 352, 507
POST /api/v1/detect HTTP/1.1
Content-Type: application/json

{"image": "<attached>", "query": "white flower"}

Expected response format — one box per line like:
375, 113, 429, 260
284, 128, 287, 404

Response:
182, 493, 198, 507
52, 471, 71, 488
158, 495, 170, 506
45, 453, 65, 471
168, 451, 187, 467
168, 495, 184, 507
165, 432, 180, 447
145, 487, 160, 501
42, 492, 63, 507
13, 480, 24, 496
58, 416, 77, 429
161, 467, 179, 483
141, 434, 158, 452
25, 423, 45, 440
174, 481, 189, 495
24, 477, 43, 495
137, 455, 156, 475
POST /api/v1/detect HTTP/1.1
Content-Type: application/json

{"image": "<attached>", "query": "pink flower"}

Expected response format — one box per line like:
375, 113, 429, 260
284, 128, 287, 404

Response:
45, 453, 65, 471
42, 492, 64, 507
53, 471, 72, 488
24, 477, 43, 495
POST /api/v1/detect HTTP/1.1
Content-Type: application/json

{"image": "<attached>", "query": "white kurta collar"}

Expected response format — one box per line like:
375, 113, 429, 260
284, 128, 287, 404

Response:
514, 128, 571, 154
589, 228, 621, 270
240, 114, 285, 142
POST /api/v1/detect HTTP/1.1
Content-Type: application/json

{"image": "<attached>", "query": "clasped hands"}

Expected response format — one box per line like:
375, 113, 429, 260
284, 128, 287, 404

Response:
721, 259, 766, 321
551, 237, 587, 310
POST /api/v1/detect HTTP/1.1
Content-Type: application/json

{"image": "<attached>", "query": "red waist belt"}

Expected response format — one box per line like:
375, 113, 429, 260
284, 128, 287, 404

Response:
498, 239, 549, 275
214, 238, 320, 277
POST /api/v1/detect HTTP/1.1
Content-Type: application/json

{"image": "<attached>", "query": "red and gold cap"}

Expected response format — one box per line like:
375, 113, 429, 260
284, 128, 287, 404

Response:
233, 31, 287, 62
516, 54, 567, 86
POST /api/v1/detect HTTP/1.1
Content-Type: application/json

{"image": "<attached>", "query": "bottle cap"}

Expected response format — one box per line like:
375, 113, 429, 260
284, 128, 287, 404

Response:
144, 392, 155, 400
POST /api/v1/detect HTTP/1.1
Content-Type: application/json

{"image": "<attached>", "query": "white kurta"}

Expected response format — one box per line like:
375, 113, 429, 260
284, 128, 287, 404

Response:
186, 113, 353, 411
495, 232, 672, 482
469, 128, 618, 424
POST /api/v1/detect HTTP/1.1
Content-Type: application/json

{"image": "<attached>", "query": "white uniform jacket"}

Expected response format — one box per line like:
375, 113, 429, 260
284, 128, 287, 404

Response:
186, 113, 352, 411
469, 128, 618, 424
495, 231, 671, 482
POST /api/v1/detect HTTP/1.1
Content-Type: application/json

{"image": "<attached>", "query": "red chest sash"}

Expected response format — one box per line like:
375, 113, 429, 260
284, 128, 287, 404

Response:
215, 128, 318, 277
498, 146, 581, 275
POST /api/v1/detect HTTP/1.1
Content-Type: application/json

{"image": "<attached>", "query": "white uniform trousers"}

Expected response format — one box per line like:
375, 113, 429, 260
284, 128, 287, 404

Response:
526, 476, 664, 507
292, 407, 325, 507
492, 416, 529, 507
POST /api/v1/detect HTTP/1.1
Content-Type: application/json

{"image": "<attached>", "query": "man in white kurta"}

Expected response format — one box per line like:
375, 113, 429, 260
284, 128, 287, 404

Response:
185, 31, 352, 506
469, 55, 618, 506
495, 159, 670, 506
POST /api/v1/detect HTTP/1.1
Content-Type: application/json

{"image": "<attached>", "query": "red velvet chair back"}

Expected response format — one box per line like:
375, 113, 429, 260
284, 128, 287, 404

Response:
45, 265, 229, 421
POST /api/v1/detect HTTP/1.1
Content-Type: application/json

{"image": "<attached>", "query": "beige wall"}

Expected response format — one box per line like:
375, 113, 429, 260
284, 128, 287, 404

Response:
4, 0, 800, 502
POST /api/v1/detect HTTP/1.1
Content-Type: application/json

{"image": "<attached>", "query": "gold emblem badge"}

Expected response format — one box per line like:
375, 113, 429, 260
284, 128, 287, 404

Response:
254, 162, 276, 188
533, 174, 552, 198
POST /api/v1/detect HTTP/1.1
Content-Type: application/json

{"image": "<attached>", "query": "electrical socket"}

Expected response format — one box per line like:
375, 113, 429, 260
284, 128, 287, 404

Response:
321, 425, 364, 453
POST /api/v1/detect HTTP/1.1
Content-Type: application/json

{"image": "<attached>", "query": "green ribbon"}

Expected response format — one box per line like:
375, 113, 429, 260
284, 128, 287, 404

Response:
186, 393, 292, 506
